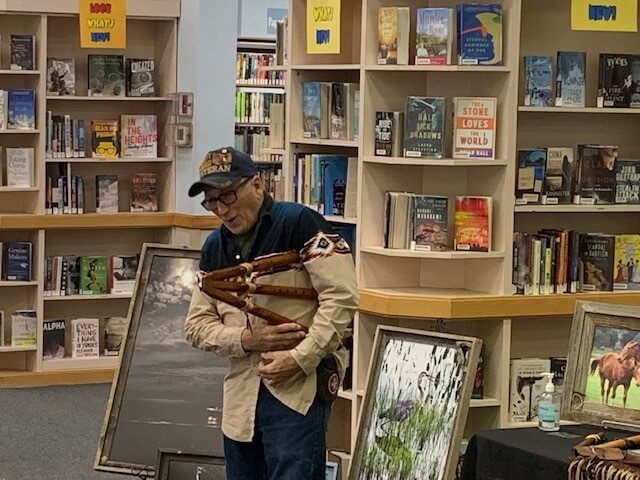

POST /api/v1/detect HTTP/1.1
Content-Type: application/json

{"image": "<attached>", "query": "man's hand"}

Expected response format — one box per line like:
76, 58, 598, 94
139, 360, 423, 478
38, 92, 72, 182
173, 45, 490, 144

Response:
258, 351, 303, 386
241, 322, 306, 353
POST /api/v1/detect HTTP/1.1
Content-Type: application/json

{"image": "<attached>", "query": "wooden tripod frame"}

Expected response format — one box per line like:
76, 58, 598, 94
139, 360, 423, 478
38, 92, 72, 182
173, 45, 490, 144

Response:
198, 250, 317, 329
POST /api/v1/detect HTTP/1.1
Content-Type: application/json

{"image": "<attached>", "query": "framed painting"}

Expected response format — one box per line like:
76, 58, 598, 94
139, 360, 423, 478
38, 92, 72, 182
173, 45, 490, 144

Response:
94, 244, 229, 477
156, 449, 226, 480
349, 325, 481, 480
562, 301, 640, 426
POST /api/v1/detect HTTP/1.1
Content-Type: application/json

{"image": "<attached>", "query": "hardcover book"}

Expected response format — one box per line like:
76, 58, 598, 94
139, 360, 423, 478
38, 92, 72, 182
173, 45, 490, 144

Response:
126, 58, 155, 97
576, 145, 617, 204
516, 149, 546, 204
130, 173, 158, 212
614, 234, 640, 290
579, 234, 614, 292
88, 54, 125, 97
11, 310, 36, 347
64, 256, 80, 296
319, 155, 348, 216
104, 316, 128, 356
43, 319, 66, 359
614, 159, 640, 204
524, 55, 553, 107
509, 358, 551, 422
631, 55, 640, 108
377, 7, 410, 65
415, 8, 453, 65
411, 195, 448, 251
96, 174, 119, 213
374, 111, 403, 157
120, 115, 157, 158
8, 89, 35, 130
3, 241, 32, 281
47, 58, 76, 96
543, 147, 574, 204
302, 81, 329, 138
598, 54, 632, 108
5, 147, 34, 187
403, 96, 445, 158
110, 255, 138, 294
79, 256, 108, 295
454, 196, 492, 252
91, 120, 120, 158
457, 4, 502, 65
329, 83, 347, 140
71, 318, 100, 358
556, 51, 586, 108
10, 35, 35, 70
452, 97, 497, 159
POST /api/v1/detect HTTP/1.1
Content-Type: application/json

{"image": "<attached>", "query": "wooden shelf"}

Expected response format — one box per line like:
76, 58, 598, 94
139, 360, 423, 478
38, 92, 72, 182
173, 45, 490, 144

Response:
0, 212, 175, 230
260, 147, 286, 155
337, 388, 354, 401
291, 64, 360, 70
41, 356, 120, 372
0, 69, 40, 75
236, 122, 270, 128
0, 129, 39, 134
0, 345, 37, 353
0, 280, 38, 287
259, 65, 288, 72
470, 398, 501, 408
0, 368, 115, 388
515, 204, 640, 213
236, 86, 285, 94
291, 138, 359, 147
519, 106, 640, 114
44, 293, 132, 301
46, 96, 173, 102
325, 215, 357, 224
0, 186, 39, 192
360, 246, 505, 259
365, 65, 512, 73
172, 213, 221, 230
363, 156, 508, 167
359, 288, 640, 319
45, 157, 173, 163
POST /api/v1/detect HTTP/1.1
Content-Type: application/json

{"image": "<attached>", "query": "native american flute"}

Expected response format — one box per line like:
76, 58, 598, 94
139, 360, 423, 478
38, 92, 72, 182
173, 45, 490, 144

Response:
596, 434, 640, 450
202, 279, 317, 300
205, 250, 303, 281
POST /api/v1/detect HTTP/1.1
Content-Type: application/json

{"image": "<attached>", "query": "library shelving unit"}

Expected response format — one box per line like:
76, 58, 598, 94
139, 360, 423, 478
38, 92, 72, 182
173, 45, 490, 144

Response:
278, 0, 640, 463
0, 1, 187, 386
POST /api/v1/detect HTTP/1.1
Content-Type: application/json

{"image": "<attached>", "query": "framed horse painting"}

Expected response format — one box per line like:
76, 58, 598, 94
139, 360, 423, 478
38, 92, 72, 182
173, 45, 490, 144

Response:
563, 301, 640, 426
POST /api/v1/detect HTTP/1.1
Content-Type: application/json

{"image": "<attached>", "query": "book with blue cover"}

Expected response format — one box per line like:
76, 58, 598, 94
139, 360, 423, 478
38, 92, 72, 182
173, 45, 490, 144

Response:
556, 51, 586, 108
516, 149, 546, 204
8, 89, 35, 130
457, 4, 502, 66
319, 155, 348, 216
302, 81, 329, 138
3, 241, 32, 281
524, 56, 553, 107
403, 96, 445, 158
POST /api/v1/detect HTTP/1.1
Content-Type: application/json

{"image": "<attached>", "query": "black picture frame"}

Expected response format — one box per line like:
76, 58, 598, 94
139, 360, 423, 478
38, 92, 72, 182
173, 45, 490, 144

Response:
156, 449, 226, 480
94, 244, 229, 477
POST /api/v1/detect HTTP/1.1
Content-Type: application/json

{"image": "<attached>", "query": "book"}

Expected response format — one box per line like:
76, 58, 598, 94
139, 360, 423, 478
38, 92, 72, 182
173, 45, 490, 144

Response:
524, 55, 553, 107
614, 235, 640, 290
71, 318, 100, 358
10, 35, 35, 70
515, 149, 546, 204
0, 310, 4, 346
550, 357, 567, 396
64, 256, 80, 295
580, 234, 614, 292
320, 155, 348, 216
5, 147, 34, 187
415, 8, 453, 65
110, 255, 138, 294
79, 256, 108, 295
88, 54, 125, 96
96, 174, 119, 213
374, 111, 403, 157
120, 115, 157, 158
8, 89, 36, 130
542, 147, 574, 205
472, 346, 484, 399
3, 241, 32, 281
0, 90, 7, 129
452, 97, 497, 159
104, 316, 128, 356
403, 96, 445, 158
615, 159, 640, 204
576, 145, 617, 204
329, 83, 347, 140
126, 58, 156, 97
42, 319, 66, 359
302, 81, 330, 138
598, 54, 632, 108
556, 51, 586, 108
454, 196, 492, 252
509, 358, 550, 422
631, 55, 640, 108
411, 195, 448, 251
91, 120, 120, 158
11, 310, 36, 347
377, 7, 410, 65
457, 4, 502, 65
130, 173, 158, 212
47, 58, 76, 96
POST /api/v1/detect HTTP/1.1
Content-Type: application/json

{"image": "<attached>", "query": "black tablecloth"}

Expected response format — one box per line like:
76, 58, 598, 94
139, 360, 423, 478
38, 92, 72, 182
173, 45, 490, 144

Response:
460, 425, 632, 480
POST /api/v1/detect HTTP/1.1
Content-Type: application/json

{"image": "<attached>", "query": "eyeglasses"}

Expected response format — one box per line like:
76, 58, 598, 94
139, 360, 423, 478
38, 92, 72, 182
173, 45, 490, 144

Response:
200, 177, 252, 211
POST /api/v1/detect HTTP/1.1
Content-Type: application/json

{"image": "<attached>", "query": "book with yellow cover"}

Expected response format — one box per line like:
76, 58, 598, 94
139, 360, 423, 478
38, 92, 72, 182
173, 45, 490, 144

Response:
377, 7, 410, 65
454, 196, 492, 252
91, 120, 120, 158
614, 234, 640, 290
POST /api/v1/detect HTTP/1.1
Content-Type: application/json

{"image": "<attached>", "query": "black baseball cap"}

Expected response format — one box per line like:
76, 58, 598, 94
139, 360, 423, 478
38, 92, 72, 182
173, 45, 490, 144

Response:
188, 147, 258, 197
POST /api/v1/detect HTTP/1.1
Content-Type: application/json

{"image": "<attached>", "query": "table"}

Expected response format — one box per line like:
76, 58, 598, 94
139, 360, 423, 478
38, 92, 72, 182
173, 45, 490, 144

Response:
459, 424, 632, 480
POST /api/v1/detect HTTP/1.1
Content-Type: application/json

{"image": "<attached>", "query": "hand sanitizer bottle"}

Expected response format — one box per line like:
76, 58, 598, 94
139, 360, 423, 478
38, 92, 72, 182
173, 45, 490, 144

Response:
538, 372, 561, 432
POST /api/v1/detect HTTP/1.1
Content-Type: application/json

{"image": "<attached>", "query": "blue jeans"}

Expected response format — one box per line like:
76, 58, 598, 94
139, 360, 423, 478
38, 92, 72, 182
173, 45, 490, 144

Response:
224, 382, 331, 480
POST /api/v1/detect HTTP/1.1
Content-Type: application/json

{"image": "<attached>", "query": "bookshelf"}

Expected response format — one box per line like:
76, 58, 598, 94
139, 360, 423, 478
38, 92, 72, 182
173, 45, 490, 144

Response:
0, 2, 180, 380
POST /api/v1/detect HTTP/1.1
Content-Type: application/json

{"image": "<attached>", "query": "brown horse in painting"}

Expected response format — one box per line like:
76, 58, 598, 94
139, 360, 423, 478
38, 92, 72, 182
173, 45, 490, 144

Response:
619, 340, 640, 364
590, 353, 638, 408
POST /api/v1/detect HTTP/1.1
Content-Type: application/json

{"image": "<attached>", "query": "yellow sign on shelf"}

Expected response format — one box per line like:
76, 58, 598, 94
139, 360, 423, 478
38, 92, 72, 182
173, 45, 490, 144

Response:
306, 0, 341, 54
79, 0, 127, 48
571, 0, 638, 31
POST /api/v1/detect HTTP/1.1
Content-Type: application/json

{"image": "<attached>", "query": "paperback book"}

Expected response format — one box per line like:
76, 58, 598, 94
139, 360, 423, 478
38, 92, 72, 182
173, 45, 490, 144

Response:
556, 51, 586, 108
91, 120, 120, 158
377, 7, 410, 65
452, 97, 497, 159
11, 310, 36, 347
614, 159, 640, 204
580, 234, 614, 292
576, 145, 617, 204
120, 115, 157, 158
88, 54, 125, 97
524, 55, 553, 107
42, 319, 66, 359
110, 255, 139, 294
79, 256, 108, 295
96, 174, 119, 213
71, 318, 100, 358
302, 81, 329, 138
104, 316, 128, 356
412, 195, 448, 251
374, 111, 403, 157
10, 35, 35, 70
457, 4, 502, 65
516, 149, 546, 204
8, 89, 35, 130
403, 96, 445, 158
542, 147, 574, 204
130, 173, 158, 212
415, 8, 453, 65
126, 58, 156, 97
598, 54, 633, 108
454, 196, 492, 252
614, 234, 640, 290
47, 58, 76, 96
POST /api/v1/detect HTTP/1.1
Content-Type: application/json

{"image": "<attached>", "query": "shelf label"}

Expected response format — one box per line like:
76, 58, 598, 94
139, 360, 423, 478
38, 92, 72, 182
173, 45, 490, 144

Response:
571, 0, 638, 31
79, 0, 127, 48
306, 0, 341, 54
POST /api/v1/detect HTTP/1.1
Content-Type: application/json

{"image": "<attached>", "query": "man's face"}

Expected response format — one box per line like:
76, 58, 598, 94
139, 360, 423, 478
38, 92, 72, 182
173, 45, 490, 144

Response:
202, 177, 263, 235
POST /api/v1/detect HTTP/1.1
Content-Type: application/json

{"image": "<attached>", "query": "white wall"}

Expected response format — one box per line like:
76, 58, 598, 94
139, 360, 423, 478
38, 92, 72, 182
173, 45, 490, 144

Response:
238, 0, 288, 38
175, 0, 239, 214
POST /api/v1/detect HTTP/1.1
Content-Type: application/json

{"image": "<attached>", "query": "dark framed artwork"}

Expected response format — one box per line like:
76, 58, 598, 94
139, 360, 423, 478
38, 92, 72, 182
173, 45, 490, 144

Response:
349, 325, 481, 480
156, 449, 226, 480
562, 301, 640, 426
94, 244, 229, 477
